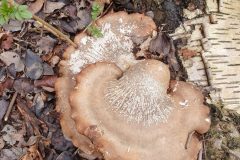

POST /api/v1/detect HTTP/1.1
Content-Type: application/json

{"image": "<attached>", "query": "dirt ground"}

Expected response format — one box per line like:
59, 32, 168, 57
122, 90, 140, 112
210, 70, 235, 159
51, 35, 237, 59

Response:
0, 0, 239, 160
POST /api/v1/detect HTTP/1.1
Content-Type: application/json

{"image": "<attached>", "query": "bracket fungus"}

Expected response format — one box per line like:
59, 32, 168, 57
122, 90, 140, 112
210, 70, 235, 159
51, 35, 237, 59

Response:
55, 11, 210, 159
68, 60, 210, 160
55, 11, 156, 155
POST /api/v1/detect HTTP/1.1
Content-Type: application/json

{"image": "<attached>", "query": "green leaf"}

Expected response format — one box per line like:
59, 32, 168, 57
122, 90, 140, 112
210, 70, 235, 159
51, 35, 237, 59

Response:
14, 11, 23, 20
91, 2, 103, 20
0, 15, 6, 25
19, 9, 32, 19
17, 5, 28, 11
0, 0, 14, 14
0, 1, 32, 25
1, 0, 9, 10
87, 25, 103, 38
15, 5, 32, 19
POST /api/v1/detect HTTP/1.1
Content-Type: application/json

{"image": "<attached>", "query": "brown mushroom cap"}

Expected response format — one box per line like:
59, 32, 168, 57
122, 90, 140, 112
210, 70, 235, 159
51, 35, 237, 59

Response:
69, 59, 210, 160
55, 11, 156, 154
67, 11, 156, 73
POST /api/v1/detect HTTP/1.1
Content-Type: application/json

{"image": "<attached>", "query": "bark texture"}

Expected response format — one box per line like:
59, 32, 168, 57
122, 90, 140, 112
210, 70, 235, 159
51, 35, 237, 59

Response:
172, 0, 240, 113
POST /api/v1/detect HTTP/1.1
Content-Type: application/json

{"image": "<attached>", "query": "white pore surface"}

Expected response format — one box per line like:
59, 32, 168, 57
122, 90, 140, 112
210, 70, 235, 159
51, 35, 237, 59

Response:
104, 63, 173, 126
69, 19, 137, 74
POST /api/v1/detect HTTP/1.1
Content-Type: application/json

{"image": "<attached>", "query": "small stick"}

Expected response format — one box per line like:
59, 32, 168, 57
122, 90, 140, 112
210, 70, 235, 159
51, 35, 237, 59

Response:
185, 131, 195, 149
32, 15, 78, 48
4, 92, 18, 121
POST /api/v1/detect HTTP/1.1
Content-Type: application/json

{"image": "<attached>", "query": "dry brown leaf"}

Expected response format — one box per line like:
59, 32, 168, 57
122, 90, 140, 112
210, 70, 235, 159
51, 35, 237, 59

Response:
0, 51, 25, 72
96, 0, 111, 5
149, 32, 171, 57
2, 125, 24, 146
63, 5, 77, 18
0, 138, 5, 150
0, 33, 13, 50
13, 78, 34, 95
28, 0, 44, 14
2, 20, 23, 32
25, 50, 43, 80
0, 147, 26, 160
149, 32, 180, 72
43, 1, 66, 14
0, 78, 14, 96
36, 36, 57, 55
20, 144, 43, 160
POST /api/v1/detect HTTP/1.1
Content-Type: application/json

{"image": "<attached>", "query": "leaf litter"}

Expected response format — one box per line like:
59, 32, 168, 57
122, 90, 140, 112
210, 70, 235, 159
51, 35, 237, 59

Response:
0, 0, 239, 160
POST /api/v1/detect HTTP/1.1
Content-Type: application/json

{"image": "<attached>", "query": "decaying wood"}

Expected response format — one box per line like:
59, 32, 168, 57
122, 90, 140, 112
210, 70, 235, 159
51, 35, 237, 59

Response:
171, 0, 240, 113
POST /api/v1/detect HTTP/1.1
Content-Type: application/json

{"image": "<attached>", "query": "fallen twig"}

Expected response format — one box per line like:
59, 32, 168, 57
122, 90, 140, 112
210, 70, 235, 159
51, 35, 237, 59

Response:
32, 15, 78, 48
4, 92, 18, 121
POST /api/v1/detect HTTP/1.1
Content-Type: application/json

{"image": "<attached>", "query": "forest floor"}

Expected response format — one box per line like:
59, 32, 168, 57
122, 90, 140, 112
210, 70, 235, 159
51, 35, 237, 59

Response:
0, 0, 239, 160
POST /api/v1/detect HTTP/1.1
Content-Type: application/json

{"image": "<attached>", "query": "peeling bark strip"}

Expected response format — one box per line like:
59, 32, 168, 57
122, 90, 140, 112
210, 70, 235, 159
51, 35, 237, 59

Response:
171, 0, 240, 113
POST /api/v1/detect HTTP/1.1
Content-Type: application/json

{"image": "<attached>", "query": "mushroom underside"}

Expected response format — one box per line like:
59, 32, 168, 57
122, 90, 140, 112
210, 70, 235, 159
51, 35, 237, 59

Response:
69, 60, 210, 160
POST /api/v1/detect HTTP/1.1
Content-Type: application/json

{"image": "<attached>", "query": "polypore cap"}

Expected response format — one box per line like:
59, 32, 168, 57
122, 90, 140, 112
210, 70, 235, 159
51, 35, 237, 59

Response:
69, 59, 211, 160
66, 11, 156, 74
55, 11, 156, 155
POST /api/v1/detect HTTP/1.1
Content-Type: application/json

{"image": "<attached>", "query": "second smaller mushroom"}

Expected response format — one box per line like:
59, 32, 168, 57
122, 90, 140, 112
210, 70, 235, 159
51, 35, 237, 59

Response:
69, 59, 210, 160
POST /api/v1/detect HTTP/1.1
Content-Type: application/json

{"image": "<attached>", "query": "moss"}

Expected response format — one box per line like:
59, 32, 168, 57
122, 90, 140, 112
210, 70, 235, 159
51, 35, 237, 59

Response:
227, 136, 240, 149
205, 104, 240, 160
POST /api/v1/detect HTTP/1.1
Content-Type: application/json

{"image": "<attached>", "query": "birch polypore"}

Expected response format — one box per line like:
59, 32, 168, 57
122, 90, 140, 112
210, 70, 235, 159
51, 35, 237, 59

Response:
55, 11, 156, 154
56, 11, 210, 159
69, 60, 210, 160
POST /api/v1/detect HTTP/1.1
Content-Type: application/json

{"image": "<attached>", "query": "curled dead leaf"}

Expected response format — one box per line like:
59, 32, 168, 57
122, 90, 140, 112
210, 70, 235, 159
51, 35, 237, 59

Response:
149, 32, 171, 57
2, 124, 24, 146
20, 144, 42, 160
13, 78, 34, 95
0, 33, 13, 50
43, 1, 67, 14
25, 50, 43, 80
28, 0, 44, 14
0, 78, 14, 96
36, 36, 57, 55
0, 51, 25, 72
149, 32, 180, 72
